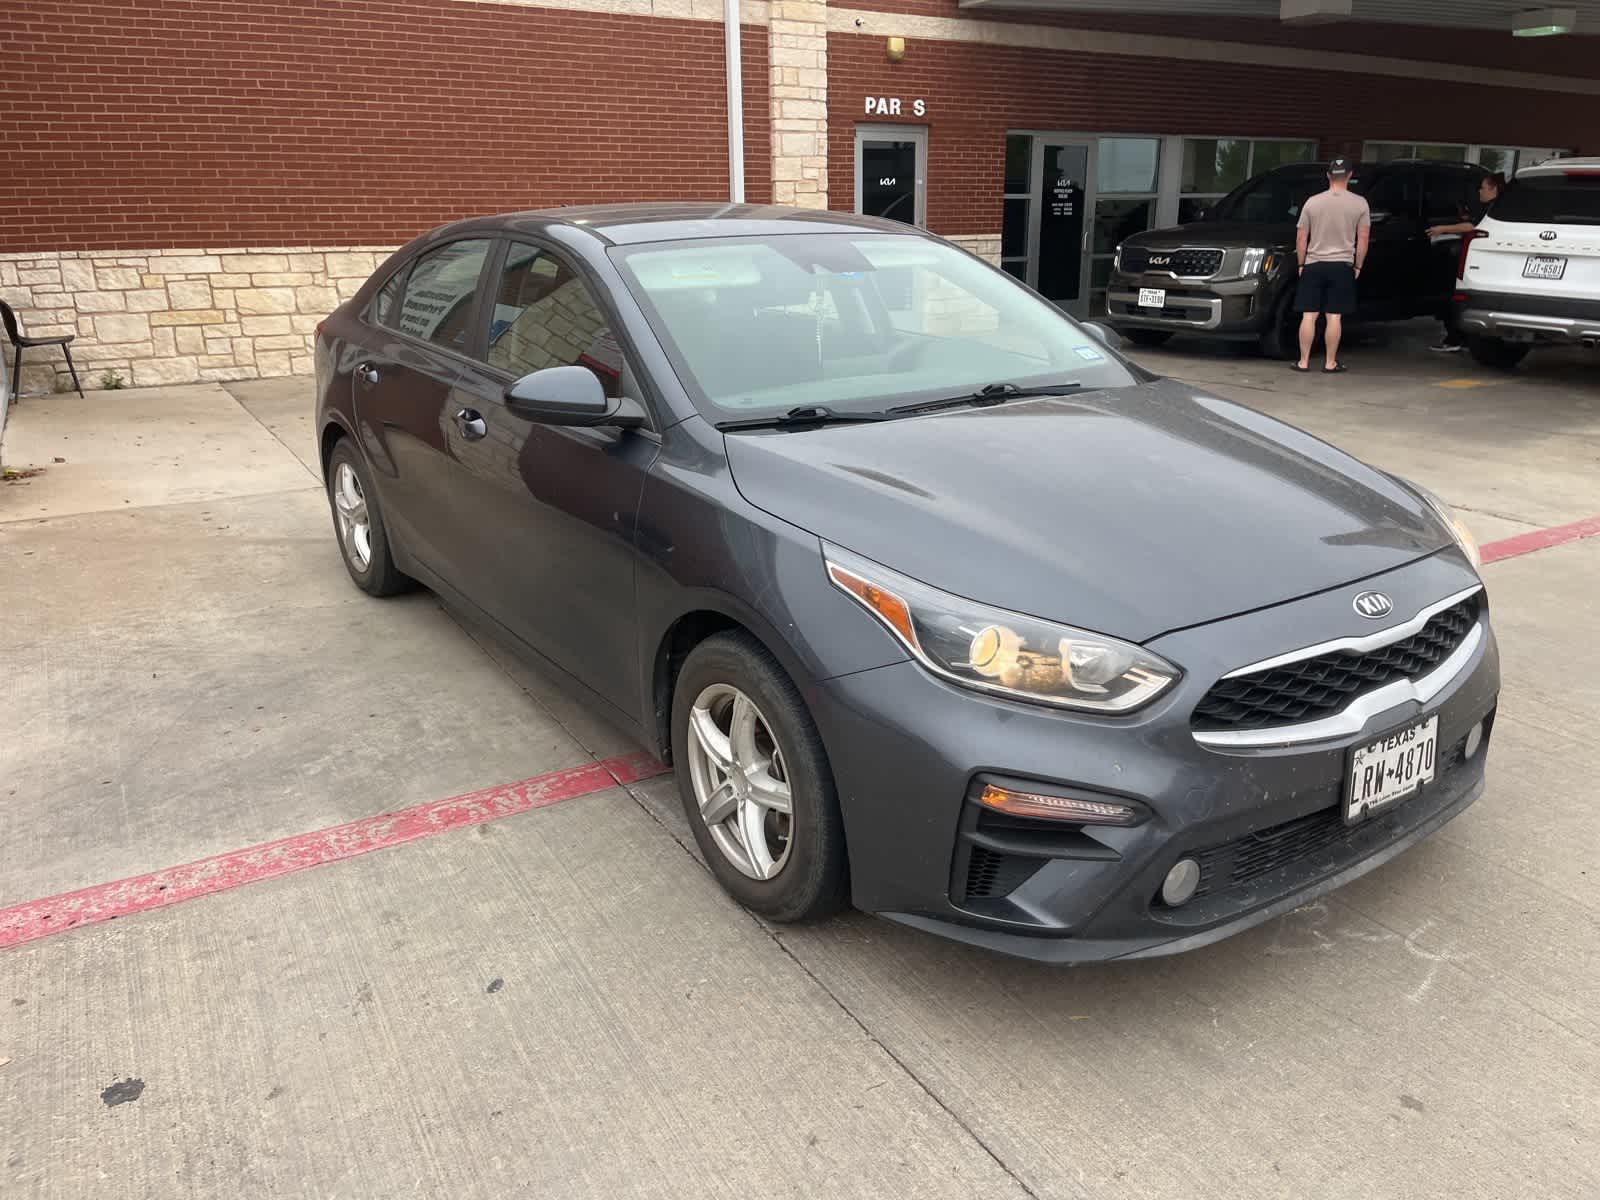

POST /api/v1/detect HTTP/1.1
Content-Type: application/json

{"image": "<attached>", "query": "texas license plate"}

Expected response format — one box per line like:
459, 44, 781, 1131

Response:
1345, 716, 1438, 824
1523, 255, 1567, 280
1138, 287, 1167, 308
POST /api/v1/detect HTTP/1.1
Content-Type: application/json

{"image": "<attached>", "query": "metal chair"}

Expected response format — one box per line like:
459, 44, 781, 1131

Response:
2, 299, 84, 401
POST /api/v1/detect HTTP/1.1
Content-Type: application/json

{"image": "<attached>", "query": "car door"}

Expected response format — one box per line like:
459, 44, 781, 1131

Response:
354, 237, 495, 575
441, 237, 661, 717
1354, 167, 1427, 319
1422, 165, 1488, 315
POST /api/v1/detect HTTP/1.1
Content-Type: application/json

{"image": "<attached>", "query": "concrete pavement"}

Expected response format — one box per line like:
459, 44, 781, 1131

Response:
3, 339, 1598, 1198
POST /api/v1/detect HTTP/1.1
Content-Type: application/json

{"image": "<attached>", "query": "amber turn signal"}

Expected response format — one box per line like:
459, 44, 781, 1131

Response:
979, 783, 1141, 826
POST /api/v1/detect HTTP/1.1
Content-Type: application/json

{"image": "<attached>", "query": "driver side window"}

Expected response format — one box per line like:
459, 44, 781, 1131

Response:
487, 242, 622, 398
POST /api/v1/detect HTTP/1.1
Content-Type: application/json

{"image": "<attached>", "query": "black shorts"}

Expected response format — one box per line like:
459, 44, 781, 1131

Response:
1295, 262, 1357, 315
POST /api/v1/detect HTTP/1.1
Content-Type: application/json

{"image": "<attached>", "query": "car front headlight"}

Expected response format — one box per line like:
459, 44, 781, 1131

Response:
824, 546, 1180, 713
1114, 243, 1124, 273
1240, 247, 1274, 276
1402, 479, 1481, 570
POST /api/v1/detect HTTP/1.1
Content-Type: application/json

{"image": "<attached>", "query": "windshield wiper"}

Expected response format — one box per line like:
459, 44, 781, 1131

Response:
715, 405, 892, 432
889, 381, 1084, 417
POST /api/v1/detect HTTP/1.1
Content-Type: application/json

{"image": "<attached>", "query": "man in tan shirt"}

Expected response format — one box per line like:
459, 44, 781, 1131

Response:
1294, 157, 1371, 373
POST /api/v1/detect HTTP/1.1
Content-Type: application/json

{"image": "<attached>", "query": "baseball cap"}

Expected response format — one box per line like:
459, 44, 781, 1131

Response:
1328, 157, 1354, 177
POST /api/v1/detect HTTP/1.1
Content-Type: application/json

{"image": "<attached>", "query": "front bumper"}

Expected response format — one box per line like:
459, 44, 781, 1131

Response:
1105, 271, 1278, 337
1454, 291, 1600, 344
809, 550, 1497, 964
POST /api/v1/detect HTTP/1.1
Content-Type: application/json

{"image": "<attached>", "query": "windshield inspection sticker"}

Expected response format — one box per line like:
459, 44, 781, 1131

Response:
1073, 345, 1105, 361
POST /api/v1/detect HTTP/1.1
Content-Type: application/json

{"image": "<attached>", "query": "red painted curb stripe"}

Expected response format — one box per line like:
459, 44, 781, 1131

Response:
0, 750, 667, 952
1480, 514, 1600, 565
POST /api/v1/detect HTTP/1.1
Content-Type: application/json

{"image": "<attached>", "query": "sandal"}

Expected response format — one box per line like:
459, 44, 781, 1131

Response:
1291, 363, 1312, 373
1323, 362, 1348, 373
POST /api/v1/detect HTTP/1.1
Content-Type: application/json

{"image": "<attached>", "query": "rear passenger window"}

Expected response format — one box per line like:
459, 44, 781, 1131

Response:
487, 242, 622, 397
1360, 171, 1419, 220
397, 239, 492, 351
1424, 168, 1478, 223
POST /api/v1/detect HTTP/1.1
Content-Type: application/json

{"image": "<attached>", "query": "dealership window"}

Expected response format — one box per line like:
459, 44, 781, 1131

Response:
1179, 138, 1318, 224
1365, 141, 1568, 175
855, 125, 927, 227
1001, 134, 1031, 281
1091, 137, 1161, 315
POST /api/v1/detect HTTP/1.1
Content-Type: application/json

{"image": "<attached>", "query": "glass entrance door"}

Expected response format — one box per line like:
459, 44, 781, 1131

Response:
855, 125, 927, 227
1036, 141, 1090, 313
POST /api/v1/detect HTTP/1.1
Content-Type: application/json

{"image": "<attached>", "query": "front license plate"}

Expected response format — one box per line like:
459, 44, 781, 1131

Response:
1523, 255, 1567, 280
1345, 716, 1438, 824
1138, 287, 1167, 308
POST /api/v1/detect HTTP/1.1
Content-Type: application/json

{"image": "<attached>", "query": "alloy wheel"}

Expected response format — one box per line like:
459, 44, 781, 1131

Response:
332, 461, 372, 572
685, 683, 794, 880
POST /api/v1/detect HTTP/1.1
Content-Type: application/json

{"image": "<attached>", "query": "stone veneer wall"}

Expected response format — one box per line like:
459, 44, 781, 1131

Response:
944, 234, 1001, 266
0, 248, 397, 394
768, 0, 829, 209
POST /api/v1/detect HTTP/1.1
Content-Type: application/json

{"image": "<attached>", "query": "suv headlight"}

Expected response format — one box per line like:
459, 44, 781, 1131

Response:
824, 546, 1180, 712
1395, 477, 1481, 569
1114, 244, 1124, 273
1240, 247, 1274, 276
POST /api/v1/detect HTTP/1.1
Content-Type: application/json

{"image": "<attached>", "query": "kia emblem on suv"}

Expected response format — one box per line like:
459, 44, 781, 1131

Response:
1540, 230, 1559, 241
1353, 591, 1394, 619
1149, 254, 1172, 266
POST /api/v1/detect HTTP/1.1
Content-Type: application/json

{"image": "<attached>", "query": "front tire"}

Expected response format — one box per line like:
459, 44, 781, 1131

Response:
1259, 298, 1300, 360
326, 440, 412, 596
671, 632, 848, 922
1467, 336, 1530, 371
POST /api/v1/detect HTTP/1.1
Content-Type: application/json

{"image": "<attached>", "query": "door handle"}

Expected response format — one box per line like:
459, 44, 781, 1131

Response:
355, 362, 379, 385
455, 407, 488, 440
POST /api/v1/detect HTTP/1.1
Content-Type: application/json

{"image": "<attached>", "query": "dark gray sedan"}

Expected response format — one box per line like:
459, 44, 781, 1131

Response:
313, 204, 1498, 963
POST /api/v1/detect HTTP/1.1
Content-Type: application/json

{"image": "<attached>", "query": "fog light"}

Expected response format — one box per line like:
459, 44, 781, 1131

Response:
978, 783, 1141, 826
1464, 720, 1485, 760
1161, 858, 1201, 907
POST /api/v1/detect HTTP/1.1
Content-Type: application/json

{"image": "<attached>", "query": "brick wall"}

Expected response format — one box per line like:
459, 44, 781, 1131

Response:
0, 0, 771, 252
827, 30, 1600, 237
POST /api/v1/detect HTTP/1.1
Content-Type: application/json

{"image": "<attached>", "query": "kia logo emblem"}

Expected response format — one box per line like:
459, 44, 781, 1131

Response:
1353, 591, 1394, 619
1540, 230, 1559, 241
1149, 255, 1172, 266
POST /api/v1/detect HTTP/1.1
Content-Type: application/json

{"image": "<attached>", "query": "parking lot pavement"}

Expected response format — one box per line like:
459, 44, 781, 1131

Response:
4, 352, 1599, 1198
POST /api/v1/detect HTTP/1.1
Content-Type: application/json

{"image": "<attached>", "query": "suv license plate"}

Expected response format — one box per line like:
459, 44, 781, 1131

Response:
1138, 287, 1166, 308
1524, 255, 1567, 280
1345, 716, 1438, 825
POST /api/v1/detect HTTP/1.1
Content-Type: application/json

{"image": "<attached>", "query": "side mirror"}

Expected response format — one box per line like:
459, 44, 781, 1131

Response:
1083, 321, 1124, 351
504, 366, 646, 429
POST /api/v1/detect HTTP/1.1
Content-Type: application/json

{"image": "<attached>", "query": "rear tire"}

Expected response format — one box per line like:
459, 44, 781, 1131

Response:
671, 631, 848, 923
326, 440, 413, 597
1467, 336, 1530, 371
1123, 328, 1174, 349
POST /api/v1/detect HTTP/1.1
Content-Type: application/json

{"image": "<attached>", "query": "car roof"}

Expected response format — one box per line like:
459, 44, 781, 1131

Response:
1517, 156, 1600, 177
424, 203, 926, 247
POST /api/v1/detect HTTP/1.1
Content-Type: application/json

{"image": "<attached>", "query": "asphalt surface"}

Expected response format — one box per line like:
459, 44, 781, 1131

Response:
2, 324, 1596, 1198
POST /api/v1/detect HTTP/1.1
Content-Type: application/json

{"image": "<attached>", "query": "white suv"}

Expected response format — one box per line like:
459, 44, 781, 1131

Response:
1454, 156, 1600, 368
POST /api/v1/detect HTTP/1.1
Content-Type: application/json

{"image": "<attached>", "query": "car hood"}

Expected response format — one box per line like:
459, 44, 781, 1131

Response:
1125, 220, 1297, 249
722, 380, 1451, 643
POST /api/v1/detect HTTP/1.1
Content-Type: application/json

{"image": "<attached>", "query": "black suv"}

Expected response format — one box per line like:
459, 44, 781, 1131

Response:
1106, 160, 1490, 356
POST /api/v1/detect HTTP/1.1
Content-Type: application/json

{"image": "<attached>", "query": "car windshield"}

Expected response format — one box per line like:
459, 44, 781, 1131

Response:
1495, 172, 1600, 226
1209, 166, 1330, 224
611, 233, 1136, 417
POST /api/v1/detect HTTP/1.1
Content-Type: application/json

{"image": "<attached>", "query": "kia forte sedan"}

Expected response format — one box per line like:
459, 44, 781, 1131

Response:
312, 204, 1498, 963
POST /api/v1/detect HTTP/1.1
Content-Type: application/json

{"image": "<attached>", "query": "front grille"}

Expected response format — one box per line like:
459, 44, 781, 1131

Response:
1193, 596, 1479, 732
1189, 735, 1472, 900
1121, 246, 1224, 277
963, 845, 1044, 900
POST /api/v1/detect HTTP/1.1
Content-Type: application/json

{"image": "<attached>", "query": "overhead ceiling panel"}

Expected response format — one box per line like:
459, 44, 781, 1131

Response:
957, 0, 1600, 33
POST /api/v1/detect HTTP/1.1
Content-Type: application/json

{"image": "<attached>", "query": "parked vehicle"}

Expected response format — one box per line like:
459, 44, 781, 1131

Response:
1453, 156, 1600, 368
1107, 160, 1489, 357
314, 204, 1498, 963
